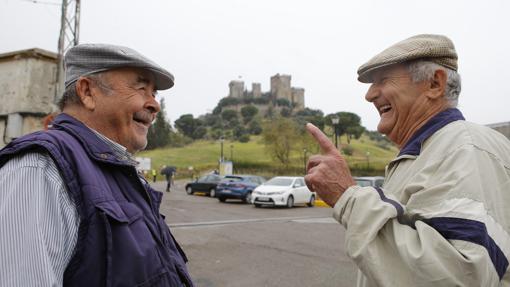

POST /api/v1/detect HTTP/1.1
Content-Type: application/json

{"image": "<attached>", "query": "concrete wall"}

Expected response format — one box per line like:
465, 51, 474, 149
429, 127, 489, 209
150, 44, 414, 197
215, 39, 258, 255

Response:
22, 115, 45, 135
0, 57, 57, 115
0, 117, 6, 148
0, 48, 58, 147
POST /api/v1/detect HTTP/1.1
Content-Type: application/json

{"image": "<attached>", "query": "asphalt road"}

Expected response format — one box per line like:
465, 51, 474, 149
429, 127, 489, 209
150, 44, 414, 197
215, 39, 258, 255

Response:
151, 179, 358, 287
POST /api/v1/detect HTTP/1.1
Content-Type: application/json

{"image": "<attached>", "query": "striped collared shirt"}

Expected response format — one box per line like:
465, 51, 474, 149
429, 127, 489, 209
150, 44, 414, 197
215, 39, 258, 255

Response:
0, 127, 138, 286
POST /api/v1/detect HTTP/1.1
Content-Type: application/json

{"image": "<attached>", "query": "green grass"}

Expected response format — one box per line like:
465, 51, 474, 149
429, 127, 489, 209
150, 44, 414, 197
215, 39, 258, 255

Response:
138, 134, 398, 179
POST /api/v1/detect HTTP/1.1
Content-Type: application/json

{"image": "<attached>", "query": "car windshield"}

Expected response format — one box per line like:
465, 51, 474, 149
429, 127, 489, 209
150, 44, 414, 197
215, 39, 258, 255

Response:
222, 176, 243, 182
264, 178, 293, 186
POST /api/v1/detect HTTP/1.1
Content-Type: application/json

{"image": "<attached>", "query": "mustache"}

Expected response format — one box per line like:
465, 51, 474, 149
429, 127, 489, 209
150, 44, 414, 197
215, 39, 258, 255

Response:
133, 110, 155, 124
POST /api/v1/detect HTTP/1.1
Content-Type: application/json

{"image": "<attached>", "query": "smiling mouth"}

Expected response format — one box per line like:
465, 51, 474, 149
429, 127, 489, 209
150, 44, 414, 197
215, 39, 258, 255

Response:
133, 112, 154, 127
378, 104, 392, 115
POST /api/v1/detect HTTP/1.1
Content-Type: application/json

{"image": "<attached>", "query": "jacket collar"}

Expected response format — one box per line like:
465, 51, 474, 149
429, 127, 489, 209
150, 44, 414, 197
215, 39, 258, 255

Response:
51, 113, 136, 166
398, 108, 465, 156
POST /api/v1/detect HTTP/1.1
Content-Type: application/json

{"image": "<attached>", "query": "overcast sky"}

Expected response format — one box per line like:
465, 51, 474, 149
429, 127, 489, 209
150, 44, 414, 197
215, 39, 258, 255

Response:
1, 0, 509, 131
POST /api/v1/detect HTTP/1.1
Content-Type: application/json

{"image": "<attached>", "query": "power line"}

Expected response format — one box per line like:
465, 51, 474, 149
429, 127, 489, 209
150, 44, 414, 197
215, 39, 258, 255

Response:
21, 0, 61, 6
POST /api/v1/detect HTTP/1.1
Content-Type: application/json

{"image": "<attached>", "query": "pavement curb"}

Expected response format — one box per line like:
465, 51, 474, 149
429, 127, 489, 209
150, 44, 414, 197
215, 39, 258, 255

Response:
315, 200, 329, 207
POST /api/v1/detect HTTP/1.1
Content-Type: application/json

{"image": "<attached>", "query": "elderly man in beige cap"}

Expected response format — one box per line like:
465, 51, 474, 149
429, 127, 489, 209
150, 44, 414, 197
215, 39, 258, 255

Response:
0, 44, 194, 286
305, 34, 510, 286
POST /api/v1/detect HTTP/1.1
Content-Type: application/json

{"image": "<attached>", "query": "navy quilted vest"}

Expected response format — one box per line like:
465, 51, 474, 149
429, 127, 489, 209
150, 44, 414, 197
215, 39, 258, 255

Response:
0, 113, 194, 287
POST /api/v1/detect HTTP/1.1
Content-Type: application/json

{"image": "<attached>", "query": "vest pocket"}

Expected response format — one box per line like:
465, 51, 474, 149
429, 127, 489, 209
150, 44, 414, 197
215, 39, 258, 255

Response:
96, 200, 143, 224
95, 201, 172, 286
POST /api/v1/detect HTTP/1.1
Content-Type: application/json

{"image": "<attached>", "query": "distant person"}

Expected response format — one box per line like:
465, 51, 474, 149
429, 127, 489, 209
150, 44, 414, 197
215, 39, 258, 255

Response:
161, 165, 176, 192
305, 34, 510, 286
0, 44, 194, 286
152, 168, 157, 182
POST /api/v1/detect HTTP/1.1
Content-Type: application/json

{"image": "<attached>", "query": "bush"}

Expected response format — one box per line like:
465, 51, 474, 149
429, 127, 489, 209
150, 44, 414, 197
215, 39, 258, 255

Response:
238, 134, 250, 143
341, 145, 354, 156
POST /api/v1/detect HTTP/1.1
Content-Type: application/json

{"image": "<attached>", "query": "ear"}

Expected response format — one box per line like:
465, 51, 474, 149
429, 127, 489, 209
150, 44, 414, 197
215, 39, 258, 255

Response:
425, 69, 447, 100
75, 77, 97, 110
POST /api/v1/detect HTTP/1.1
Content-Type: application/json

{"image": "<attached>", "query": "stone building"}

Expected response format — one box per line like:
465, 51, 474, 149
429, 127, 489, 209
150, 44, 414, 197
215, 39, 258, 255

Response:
291, 87, 305, 110
252, 83, 262, 98
270, 74, 292, 101
227, 73, 305, 110
228, 80, 244, 99
0, 48, 58, 148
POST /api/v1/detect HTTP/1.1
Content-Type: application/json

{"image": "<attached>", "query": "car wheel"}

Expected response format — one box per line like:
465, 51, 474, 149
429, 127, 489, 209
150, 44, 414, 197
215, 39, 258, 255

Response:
186, 186, 193, 195
218, 197, 226, 202
243, 192, 252, 203
209, 188, 216, 197
307, 195, 315, 207
254, 204, 261, 208
286, 195, 294, 208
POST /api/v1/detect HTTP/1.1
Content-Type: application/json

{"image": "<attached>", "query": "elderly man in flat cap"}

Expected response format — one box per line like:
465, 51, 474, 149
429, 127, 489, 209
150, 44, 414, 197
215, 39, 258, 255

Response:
305, 34, 510, 286
0, 44, 194, 286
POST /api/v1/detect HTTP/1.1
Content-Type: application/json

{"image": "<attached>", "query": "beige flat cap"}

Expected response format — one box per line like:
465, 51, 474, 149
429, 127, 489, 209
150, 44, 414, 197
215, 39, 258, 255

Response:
357, 34, 458, 83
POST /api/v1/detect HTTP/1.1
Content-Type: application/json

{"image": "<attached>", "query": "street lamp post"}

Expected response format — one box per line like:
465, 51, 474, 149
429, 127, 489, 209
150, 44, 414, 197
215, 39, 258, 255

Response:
220, 136, 224, 163
230, 144, 234, 162
303, 148, 308, 174
331, 115, 340, 149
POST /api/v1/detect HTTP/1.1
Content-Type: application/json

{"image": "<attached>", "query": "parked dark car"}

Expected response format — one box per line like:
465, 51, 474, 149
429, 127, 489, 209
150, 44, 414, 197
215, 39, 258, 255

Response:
216, 175, 266, 203
185, 174, 223, 197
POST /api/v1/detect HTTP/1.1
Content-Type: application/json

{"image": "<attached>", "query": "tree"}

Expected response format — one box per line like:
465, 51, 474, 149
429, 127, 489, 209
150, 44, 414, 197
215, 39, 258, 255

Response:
240, 105, 258, 124
248, 119, 263, 135
275, 98, 291, 107
174, 114, 196, 138
174, 114, 207, 140
221, 109, 239, 129
146, 98, 172, 149
294, 108, 325, 131
261, 117, 300, 167
326, 112, 365, 143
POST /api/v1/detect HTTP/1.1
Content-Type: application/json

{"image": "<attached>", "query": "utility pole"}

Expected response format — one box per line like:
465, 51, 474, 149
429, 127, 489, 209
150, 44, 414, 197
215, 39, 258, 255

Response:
55, 0, 81, 103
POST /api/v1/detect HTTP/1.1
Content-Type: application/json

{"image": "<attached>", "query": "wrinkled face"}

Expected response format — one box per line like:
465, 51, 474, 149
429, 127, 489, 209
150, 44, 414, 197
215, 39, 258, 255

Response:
90, 68, 160, 153
364, 64, 428, 145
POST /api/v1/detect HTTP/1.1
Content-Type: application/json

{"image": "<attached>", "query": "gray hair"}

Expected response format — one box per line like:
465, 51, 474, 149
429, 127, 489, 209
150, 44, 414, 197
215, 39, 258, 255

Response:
407, 60, 461, 108
57, 72, 112, 110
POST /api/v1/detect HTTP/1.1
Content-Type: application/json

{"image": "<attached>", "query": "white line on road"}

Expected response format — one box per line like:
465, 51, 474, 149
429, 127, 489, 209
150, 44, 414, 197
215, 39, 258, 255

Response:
168, 216, 335, 229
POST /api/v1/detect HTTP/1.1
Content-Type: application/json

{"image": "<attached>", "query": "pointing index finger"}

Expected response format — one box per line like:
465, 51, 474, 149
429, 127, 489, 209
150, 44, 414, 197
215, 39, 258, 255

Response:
306, 123, 337, 155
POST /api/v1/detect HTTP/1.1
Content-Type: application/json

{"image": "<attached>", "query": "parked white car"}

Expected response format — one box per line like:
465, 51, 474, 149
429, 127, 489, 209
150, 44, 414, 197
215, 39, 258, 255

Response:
354, 176, 385, 188
252, 176, 315, 208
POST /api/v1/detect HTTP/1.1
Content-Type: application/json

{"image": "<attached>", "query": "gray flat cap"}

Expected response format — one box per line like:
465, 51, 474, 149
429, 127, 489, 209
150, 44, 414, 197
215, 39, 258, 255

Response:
64, 43, 174, 90
357, 34, 458, 83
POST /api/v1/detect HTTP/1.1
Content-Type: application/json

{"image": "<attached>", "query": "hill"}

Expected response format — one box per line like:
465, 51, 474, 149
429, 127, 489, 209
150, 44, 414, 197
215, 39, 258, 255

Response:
138, 134, 398, 180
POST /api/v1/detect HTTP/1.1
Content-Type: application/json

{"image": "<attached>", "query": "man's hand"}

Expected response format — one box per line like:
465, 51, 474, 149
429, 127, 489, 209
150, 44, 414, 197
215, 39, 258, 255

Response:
304, 123, 356, 207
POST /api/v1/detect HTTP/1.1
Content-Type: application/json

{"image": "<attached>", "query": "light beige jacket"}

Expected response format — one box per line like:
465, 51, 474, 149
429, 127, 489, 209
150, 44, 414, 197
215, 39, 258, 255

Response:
334, 118, 510, 287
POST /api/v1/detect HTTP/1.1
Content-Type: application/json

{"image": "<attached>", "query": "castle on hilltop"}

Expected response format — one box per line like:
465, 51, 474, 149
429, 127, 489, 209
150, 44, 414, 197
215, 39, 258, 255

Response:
227, 74, 305, 110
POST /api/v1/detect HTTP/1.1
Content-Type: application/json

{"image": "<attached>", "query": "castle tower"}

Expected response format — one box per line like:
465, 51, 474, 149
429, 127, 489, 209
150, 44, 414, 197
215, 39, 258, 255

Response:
228, 80, 244, 98
252, 83, 262, 98
270, 74, 292, 101
291, 87, 305, 110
